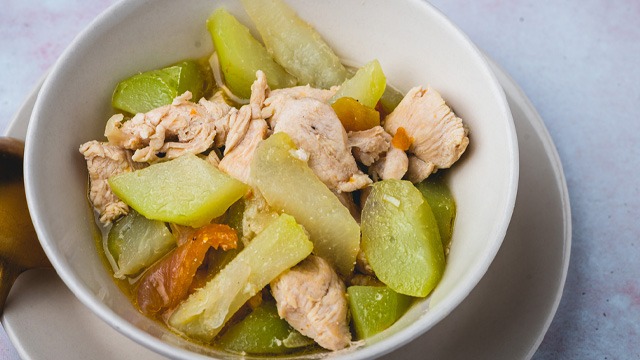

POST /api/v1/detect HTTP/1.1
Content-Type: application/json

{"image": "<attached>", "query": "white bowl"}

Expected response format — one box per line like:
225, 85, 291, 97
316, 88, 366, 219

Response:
24, 0, 518, 358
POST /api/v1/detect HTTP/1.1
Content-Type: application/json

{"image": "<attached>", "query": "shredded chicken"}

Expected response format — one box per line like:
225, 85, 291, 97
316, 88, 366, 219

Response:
204, 151, 221, 167
224, 71, 269, 154
271, 255, 351, 351
370, 145, 409, 181
218, 71, 270, 183
105, 92, 220, 163
347, 126, 391, 166
218, 119, 268, 184
248, 70, 269, 119
405, 155, 433, 183
268, 97, 371, 192
224, 106, 252, 154
198, 92, 233, 147
78, 141, 139, 224
384, 86, 469, 183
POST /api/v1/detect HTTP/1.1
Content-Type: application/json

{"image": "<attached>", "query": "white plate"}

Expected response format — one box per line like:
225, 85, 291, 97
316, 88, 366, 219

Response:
1, 59, 570, 360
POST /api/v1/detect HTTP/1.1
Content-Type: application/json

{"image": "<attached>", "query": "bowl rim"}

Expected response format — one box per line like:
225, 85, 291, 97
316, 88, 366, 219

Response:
24, 0, 519, 358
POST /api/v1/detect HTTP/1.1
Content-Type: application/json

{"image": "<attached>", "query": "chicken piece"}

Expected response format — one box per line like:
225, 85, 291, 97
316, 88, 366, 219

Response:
223, 106, 252, 154
370, 145, 409, 181
384, 86, 469, 183
262, 85, 337, 128
105, 92, 220, 163
248, 70, 269, 119
217, 72, 271, 183
268, 85, 336, 101
405, 155, 434, 183
270, 255, 351, 351
198, 92, 233, 147
218, 119, 268, 184
270, 97, 371, 192
78, 141, 138, 224
262, 81, 369, 192
204, 150, 221, 167
347, 126, 391, 166
224, 71, 270, 154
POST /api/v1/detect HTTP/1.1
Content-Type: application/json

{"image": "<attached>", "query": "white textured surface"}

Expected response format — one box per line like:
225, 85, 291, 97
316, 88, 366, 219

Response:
1, 0, 638, 359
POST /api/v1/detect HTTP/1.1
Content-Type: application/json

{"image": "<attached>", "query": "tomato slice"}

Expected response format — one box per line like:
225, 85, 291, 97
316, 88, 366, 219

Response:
137, 223, 238, 315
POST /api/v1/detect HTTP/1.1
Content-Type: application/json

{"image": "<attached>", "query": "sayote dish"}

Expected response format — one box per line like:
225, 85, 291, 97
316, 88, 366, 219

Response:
79, 0, 469, 355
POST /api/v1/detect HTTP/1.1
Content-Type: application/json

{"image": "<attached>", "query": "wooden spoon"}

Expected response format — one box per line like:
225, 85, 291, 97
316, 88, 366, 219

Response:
0, 137, 50, 313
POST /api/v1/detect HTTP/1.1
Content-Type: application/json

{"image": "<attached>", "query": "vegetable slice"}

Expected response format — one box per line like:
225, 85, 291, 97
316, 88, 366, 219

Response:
416, 174, 457, 250
109, 154, 248, 228
216, 301, 312, 354
361, 179, 445, 297
251, 132, 360, 277
136, 224, 238, 315
330, 59, 386, 108
168, 214, 313, 342
207, 8, 296, 98
112, 60, 209, 114
241, 0, 349, 88
379, 86, 405, 114
107, 210, 176, 278
347, 285, 412, 339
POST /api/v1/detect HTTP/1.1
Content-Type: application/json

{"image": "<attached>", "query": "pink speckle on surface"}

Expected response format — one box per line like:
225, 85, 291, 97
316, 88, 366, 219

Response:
622, 281, 640, 308
32, 42, 65, 70
0, 0, 118, 130
601, 1, 640, 40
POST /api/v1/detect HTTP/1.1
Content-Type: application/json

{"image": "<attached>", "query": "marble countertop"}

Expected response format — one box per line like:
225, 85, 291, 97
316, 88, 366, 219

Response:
1, 1, 638, 359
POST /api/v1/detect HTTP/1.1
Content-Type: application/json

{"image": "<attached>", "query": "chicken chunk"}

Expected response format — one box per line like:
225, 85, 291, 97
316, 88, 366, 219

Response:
370, 145, 409, 181
248, 70, 269, 119
224, 71, 270, 154
262, 85, 337, 129
218, 71, 271, 183
406, 155, 433, 183
264, 84, 335, 107
105, 92, 220, 163
198, 92, 233, 148
270, 255, 351, 351
223, 106, 252, 155
347, 126, 391, 166
269, 97, 371, 192
78, 141, 138, 224
259, 79, 369, 192
218, 119, 269, 184
204, 150, 221, 167
384, 86, 469, 183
